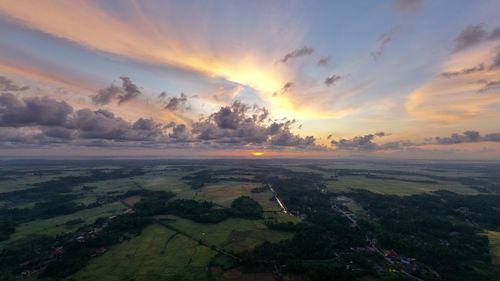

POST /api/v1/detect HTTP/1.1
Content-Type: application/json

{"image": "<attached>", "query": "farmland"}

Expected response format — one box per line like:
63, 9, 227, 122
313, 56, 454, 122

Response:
0, 159, 499, 281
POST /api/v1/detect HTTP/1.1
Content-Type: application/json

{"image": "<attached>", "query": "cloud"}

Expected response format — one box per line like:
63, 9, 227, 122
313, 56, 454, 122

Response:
324, 75, 344, 87
164, 93, 188, 111
169, 124, 192, 142
0, 93, 165, 143
192, 101, 320, 148
119, 76, 142, 103
426, 130, 500, 144
475, 79, 500, 93
317, 56, 330, 67
490, 45, 500, 70
278, 47, 313, 64
91, 85, 122, 105
331, 132, 393, 151
452, 25, 500, 52
370, 26, 400, 60
393, 0, 424, 13
0, 76, 30, 92
407, 42, 500, 122
73, 109, 163, 141
273, 81, 293, 97
91, 76, 143, 105
158, 91, 168, 100
330, 130, 500, 151
210, 84, 244, 103
439, 64, 485, 78
488, 28, 500, 41
0, 1, 297, 97
0, 93, 73, 127
0, 94, 322, 150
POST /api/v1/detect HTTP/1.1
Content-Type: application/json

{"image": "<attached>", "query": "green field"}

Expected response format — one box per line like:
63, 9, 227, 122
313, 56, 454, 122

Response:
67, 215, 294, 281
325, 175, 478, 195
200, 181, 280, 211
0, 170, 88, 193
0, 202, 125, 248
67, 224, 216, 281
133, 172, 201, 199
485, 231, 500, 265
161, 215, 292, 252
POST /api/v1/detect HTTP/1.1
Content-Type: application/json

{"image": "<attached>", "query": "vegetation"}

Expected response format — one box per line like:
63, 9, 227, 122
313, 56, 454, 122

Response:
230, 196, 263, 219
1, 159, 499, 281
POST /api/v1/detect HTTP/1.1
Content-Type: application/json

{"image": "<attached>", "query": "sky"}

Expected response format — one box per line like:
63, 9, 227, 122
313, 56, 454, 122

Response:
1, 0, 500, 159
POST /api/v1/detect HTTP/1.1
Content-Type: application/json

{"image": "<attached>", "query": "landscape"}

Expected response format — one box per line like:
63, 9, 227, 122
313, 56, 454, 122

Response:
0, 159, 499, 281
1, 0, 500, 280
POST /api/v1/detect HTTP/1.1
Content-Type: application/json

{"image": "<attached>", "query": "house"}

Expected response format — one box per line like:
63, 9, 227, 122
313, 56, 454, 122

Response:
75, 236, 86, 242
384, 249, 398, 258
52, 246, 64, 256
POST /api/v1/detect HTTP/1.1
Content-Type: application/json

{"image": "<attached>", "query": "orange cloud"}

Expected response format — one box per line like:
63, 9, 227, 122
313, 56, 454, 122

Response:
406, 42, 500, 123
0, 1, 356, 120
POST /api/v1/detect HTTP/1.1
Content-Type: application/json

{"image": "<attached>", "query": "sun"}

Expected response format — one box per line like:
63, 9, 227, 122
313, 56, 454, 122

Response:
251, 151, 265, 156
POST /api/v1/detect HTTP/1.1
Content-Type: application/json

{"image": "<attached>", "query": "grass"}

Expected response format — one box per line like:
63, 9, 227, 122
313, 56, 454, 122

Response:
222, 228, 293, 253
0, 202, 125, 248
133, 173, 199, 199
325, 175, 478, 196
165, 215, 265, 246
0, 170, 87, 193
201, 181, 281, 211
160, 215, 293, 253
485, 231, 500, 265
67, 224, 216, 281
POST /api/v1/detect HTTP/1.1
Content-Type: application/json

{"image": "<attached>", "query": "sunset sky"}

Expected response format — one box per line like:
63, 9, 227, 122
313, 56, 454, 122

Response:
1, 0, 500, 159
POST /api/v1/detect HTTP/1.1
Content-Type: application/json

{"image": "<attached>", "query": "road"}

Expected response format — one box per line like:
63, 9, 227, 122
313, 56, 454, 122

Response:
267, 183, 290, 215
331, 198, 426, 281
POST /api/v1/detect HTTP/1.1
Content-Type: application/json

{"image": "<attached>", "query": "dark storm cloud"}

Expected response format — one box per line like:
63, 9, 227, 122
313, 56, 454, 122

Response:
279, 47, 314, 64
0, 76, 30, 92
164, 93, 188, 111
317, 56, 330, 67
393, 0, 424, 13
454, 24, 487, 52
91, 76, 142, 105
324, 75, 344, 87
0, 93, 73, 127
439, 64, 485, 78
370, 26, 400, 60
